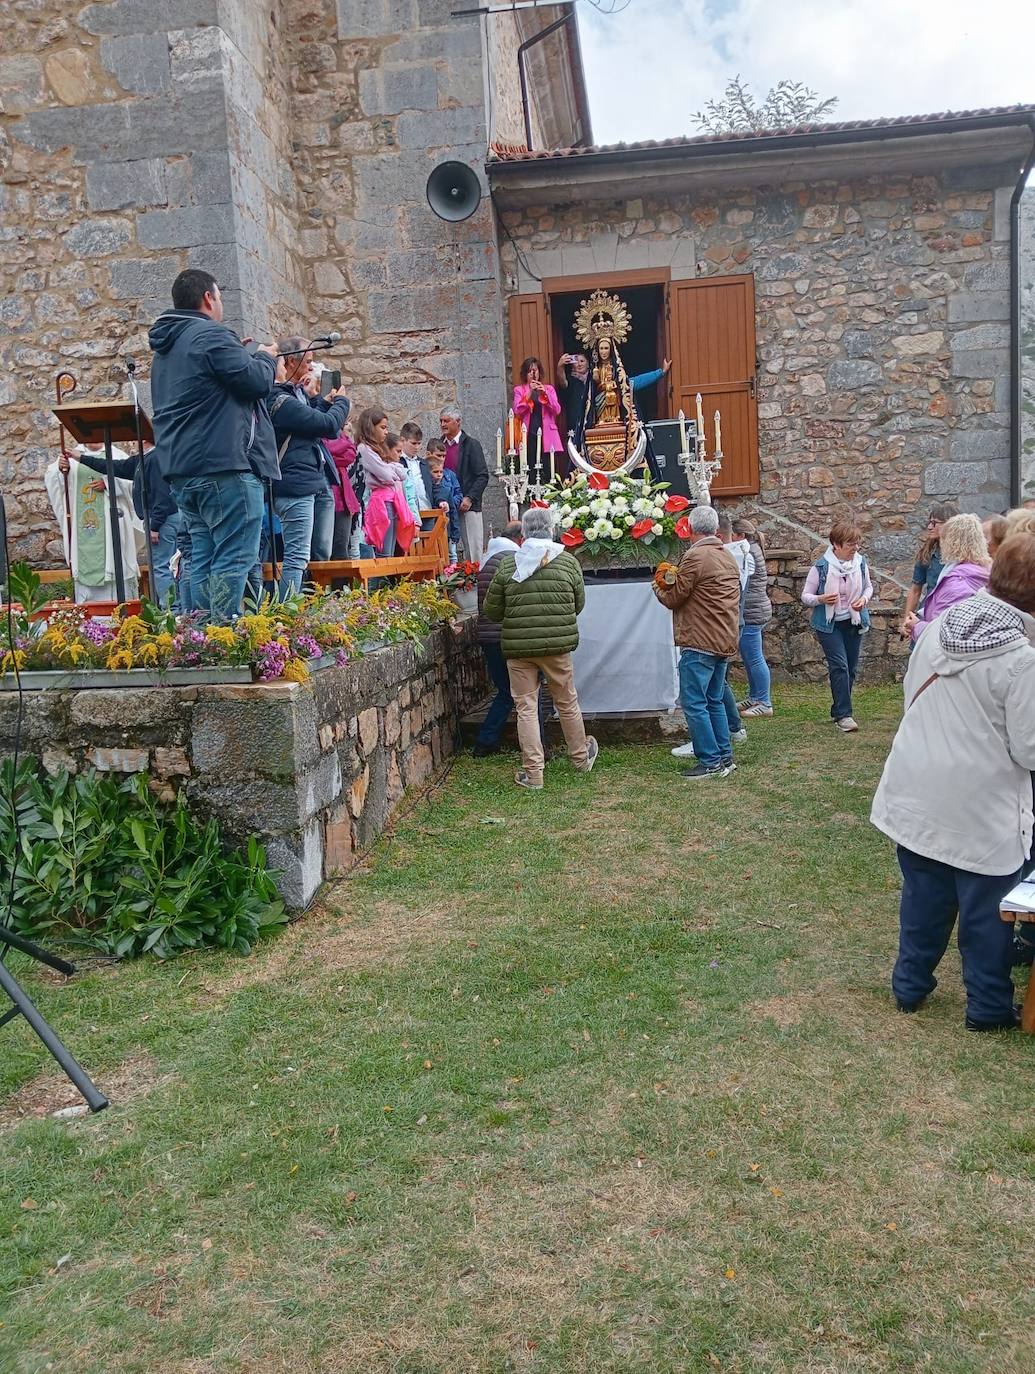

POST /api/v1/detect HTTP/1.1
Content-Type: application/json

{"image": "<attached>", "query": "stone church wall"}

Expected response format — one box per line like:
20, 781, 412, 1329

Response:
498, 165, 1018, 580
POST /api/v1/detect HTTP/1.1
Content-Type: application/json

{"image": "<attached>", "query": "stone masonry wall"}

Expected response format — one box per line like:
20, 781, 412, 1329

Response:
0, 621, 487, 910
499, 164, 1020, 579
283, 0, 507, 467
0, 0, 305, 567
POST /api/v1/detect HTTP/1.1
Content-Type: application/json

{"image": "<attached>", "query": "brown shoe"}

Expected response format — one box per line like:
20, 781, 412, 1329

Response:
514, 770, 543, 790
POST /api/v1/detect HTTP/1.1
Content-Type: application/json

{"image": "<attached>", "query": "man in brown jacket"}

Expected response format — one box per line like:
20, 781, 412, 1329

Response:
653, 504, 742, 779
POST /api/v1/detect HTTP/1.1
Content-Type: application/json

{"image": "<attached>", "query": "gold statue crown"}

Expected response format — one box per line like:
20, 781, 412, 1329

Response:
574, 288, 631, 348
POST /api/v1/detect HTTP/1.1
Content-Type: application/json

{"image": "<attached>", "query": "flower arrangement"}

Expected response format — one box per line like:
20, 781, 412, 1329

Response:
544, 471, 690, 567
1, 566, 456, 685
439, 561, 479, 593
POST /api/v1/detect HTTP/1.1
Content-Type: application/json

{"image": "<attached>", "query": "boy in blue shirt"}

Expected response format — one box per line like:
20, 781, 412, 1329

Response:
427, 438, 462, 560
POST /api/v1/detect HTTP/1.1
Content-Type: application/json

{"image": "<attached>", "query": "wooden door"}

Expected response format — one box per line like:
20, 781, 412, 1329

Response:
667, 275, 759, 496
507, 293, 552, 388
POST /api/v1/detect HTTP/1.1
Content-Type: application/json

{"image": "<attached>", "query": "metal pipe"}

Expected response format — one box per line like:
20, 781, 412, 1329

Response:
518, 12, 573, 152
1008, 115, 1035, 507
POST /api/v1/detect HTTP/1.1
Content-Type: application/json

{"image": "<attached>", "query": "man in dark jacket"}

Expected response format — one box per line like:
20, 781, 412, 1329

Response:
149, 268, 278, 621
267, 337, 350, 597
439, 404, 488, 561
483, 506, 597, 790
62, 441, 181, 609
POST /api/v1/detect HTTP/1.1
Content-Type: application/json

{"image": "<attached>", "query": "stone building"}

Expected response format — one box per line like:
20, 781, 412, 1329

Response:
0, 1, 1032, 577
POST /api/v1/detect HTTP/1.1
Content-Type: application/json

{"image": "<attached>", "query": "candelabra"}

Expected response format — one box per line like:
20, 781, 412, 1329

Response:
677, 395, 723, 506
495, 412, 529, 520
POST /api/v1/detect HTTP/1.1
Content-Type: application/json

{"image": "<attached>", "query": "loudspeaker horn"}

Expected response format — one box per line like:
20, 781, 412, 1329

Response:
426, 160, 482, 223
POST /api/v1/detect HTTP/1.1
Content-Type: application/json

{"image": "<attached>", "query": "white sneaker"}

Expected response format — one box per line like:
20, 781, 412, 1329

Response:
835, 716, 859, 733
670, 741, 696, 758
730, 728, 748, 744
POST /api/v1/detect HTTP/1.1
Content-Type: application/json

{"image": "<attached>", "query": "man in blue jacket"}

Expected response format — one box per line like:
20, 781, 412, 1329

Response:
149, 269, 279, 622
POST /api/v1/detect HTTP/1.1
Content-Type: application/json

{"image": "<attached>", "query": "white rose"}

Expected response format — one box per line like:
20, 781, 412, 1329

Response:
652, 522, 663, 535
560, 516, 574, 529
610, 527, 622, 541
624, 514, 635, 527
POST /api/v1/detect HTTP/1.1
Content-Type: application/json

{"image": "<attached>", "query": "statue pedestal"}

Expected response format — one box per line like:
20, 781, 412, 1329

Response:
584, 423, 630, 473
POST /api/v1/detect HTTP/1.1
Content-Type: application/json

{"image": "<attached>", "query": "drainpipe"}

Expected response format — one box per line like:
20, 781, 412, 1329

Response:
1009, 115, 1035, 506
518, 12, 573, 153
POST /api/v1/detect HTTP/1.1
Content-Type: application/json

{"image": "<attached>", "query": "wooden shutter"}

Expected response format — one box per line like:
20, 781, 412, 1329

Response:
667, 274, 759, 496
507, 293, 552, 384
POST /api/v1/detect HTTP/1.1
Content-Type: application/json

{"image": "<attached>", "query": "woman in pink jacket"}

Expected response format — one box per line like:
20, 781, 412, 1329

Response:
355, 406, 415, 558
513, 357, 565, 483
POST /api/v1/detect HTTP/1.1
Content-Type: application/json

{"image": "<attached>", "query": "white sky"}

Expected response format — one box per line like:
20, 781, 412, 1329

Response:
577, 0, 1035, 146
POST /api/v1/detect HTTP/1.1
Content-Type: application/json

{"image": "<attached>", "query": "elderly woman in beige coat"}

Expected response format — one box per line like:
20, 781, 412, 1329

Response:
871, 534, 1035, 1031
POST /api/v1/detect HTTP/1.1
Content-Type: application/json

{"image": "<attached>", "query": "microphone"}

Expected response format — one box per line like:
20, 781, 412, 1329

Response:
124, 356, 137, 374
311, 332, 341, 347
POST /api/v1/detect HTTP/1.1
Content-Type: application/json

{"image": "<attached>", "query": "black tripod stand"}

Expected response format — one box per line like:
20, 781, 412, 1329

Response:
0, 927, 109, 1113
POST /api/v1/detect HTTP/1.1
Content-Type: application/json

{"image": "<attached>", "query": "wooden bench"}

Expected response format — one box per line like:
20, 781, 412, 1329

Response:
263, 508, 451, 591
1001, 909, 1035, 1033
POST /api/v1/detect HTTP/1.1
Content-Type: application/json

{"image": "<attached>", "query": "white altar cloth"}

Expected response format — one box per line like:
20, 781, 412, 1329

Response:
571, 577, 679, 714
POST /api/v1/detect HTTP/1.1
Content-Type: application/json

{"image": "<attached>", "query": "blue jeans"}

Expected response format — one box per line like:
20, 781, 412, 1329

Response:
723, 680, 740, 734
477, 644, 546, 748
893, 845, 1020, 1024
816, 620, 863, 720
311, 486, 335, 562
273, 493, 315, 598
150, 511, 182, 610
678, 649, 731, 769
739, 623, 771, 707
171, 471, 264, 623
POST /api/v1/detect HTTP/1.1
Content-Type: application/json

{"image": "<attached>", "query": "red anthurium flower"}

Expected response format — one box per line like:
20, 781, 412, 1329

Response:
630, 518, 654, 540
560, 528, 585, 547
664, 494, 690, 513
674, 515, 693, 540
530, 499, 550, 509
587, 472, 610, 491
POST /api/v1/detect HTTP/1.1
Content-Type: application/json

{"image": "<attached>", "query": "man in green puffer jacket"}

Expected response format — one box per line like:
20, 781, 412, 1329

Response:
483, 506, 598, 790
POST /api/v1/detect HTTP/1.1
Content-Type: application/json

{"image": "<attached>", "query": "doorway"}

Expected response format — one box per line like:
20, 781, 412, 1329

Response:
548, 281, 668, 422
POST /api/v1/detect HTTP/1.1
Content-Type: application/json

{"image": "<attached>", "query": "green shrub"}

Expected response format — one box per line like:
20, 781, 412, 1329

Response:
0, 761, 287, 959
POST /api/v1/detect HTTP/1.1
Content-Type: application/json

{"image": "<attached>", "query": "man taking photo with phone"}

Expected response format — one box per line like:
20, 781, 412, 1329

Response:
149, 269, 279, 622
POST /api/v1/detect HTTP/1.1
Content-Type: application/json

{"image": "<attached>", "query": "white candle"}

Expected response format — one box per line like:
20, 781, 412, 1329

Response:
520, 423, 528, 473
535, 428, 542, 472
714, 409, 722, 454
507, 408, 516, 453
695, 392, 705, 438
678, 408, 687, 455
496, 427, 503, 472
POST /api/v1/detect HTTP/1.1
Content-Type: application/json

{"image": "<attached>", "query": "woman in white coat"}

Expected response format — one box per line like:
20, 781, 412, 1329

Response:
871, 534, 1035, 1031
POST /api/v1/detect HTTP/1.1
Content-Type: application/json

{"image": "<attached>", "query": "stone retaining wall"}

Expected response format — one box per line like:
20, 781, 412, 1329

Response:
0, 620, 486, 910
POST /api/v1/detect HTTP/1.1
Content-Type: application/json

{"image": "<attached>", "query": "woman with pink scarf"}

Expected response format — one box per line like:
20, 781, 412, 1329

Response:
355, 406, 416, 557
907, 513, 991, 642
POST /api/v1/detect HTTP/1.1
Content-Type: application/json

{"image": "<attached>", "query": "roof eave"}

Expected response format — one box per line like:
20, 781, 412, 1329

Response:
488, 112, 1035, 205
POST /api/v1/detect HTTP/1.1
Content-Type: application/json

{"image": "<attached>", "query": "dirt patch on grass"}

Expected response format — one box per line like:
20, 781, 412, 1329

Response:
194, 899, 462, 1005
0, 1050, 168, 1130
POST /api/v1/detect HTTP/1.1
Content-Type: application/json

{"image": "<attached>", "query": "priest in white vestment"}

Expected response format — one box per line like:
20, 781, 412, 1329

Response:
44, 445, 142, 602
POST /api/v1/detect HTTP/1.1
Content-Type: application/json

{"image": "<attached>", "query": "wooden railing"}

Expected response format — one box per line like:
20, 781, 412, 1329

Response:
262, 508, 451, 591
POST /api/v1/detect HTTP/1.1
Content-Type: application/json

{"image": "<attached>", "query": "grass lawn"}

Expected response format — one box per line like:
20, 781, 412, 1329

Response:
1, 684, 1033, 1373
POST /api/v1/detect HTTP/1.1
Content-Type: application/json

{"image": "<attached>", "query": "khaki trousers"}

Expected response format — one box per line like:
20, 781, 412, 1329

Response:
507, 652, 589, 784
460, 510, 484, 562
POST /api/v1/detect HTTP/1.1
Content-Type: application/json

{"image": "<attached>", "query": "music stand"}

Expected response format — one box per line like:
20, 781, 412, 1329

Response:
0, 925, 109, 1113
53, 402, 156, 606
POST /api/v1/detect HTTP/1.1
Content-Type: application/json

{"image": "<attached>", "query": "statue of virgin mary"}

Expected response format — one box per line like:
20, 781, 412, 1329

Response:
569, 289, 646, 475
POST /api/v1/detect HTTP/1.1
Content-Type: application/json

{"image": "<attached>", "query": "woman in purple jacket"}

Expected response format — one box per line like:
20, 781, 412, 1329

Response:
908, 514, 991, 642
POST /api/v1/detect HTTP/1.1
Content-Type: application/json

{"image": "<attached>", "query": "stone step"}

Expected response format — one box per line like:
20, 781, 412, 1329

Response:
461, 701, 688, 747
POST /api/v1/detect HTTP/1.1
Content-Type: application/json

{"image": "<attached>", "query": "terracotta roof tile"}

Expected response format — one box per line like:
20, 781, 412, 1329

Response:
489, 104, 1035, 163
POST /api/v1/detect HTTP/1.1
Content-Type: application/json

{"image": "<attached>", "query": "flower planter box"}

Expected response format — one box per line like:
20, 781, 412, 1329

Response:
449, 587, 479, 614
1, 666, 254, 691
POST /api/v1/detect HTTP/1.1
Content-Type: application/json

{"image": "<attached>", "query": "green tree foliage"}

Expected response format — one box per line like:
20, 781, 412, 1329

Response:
693, 74, 839, 135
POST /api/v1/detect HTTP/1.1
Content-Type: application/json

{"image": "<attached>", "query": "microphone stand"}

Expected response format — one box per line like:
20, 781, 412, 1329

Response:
125, 360, 157, 604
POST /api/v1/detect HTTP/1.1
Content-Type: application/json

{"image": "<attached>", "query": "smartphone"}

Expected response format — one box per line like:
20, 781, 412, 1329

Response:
320, 368, 342, 396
